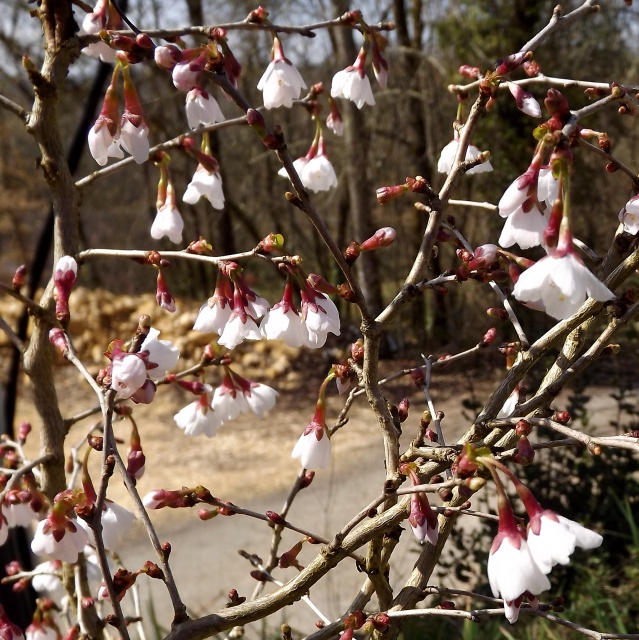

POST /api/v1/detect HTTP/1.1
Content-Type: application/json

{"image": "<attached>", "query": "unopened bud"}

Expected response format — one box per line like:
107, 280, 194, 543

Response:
17, 421, 31, 445
376, 184, 407, 204
397, 398, 410, 422
198, 508, 218, 520
300, 470, 315, 489
481, 327, 497, 347
344, 241, 361, 264
359, 227, 396, 252
602, 343, 620, 356
523, 60, 540, 77
49, 328, 69, 355
487, 307, 508, 320
514, 435, 535, 465
459, 65, 481, 78
350, 339, 364, 362
81, 597, 95, 609
438, 488, 453, 501
307, 273, 338, 295
411, 368, 425, 388
336, 284, 356, 302
12, 265, 27, 291
266, 511, 285, 525
515, 419, 531, 436
257, 233, 284, 253
554, 410, 571, 424
437, 600, 456, 610
87, 435, 103, 451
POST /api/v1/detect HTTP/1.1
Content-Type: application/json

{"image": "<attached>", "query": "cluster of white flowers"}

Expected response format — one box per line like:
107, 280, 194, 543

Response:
488, 496, 603, 624
195, 285, 341, 351
174, 375, 278, 438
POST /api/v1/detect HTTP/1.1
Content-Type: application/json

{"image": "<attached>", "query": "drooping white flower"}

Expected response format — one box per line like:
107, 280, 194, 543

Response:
244, 383, 278, 418
488, 531, 550, 604
258, 38, 307, 110
194, 300, 233, 334
527, 511, 603, 574
185, 88, 225, 129
81, 9, 116, 63
4, 501, 38, 528
437, 139, 493, 175
513, 251, 614, 320
292, 420, 331, 469
498, 165, 559, 250
409, 493, 439, 546
301, 154, 338, 192
151, 202, 184, 244
331, 68, 375, 109
88, 123, 124, 166
77, 501, 136, 550
619, 195, 639, 234
213, 370, 278, 422
31, 560, 64, 599
175, 393, 222, 437
498, 206, 550, 250
141, 328, 179, 381
110, 353, 148, 399
119, 119, 150, 164
260, 303, 307, 348
31, 518, 89, 564
277, 156, 310, 181
301, 291, 341, 348
183, 167, 225, 209
217, 314, 262, 350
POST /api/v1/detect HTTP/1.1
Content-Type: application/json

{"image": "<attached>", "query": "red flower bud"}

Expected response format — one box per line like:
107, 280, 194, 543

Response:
411, 367, 425, 388
513, 435, 535, 465
266, 511, 285, 525
12, 265, 27, 291
481, 327, 497, 347
554, 410, 571, 424
515, 419, 532, 436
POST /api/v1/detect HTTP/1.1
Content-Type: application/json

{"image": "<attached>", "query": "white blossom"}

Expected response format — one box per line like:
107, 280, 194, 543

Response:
331, 68, 375, 109
513, 252, 614, 320
257, 59, 307, 109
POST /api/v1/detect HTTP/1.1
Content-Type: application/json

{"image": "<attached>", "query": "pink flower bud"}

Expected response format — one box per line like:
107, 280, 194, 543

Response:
459, 65, 481, 78
17, 421, 31, 445
495, 51, 530, 76
12, 265, 27, 291
397, 398, 409, 422
508, 82, 542, 118
411, 367, 425, 388
299, 470, 315, 489
359, 227, 396, 252
375, 184, 407, 204
544, 88, 569, 117
49, 328, 69, 355
481, 327, 497, 347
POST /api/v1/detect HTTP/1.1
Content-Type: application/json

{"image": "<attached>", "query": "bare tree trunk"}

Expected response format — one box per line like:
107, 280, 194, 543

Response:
330, 0, 384, 321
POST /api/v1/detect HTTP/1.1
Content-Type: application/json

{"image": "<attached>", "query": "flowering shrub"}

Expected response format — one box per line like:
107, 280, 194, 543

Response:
0, 2, 638, 639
